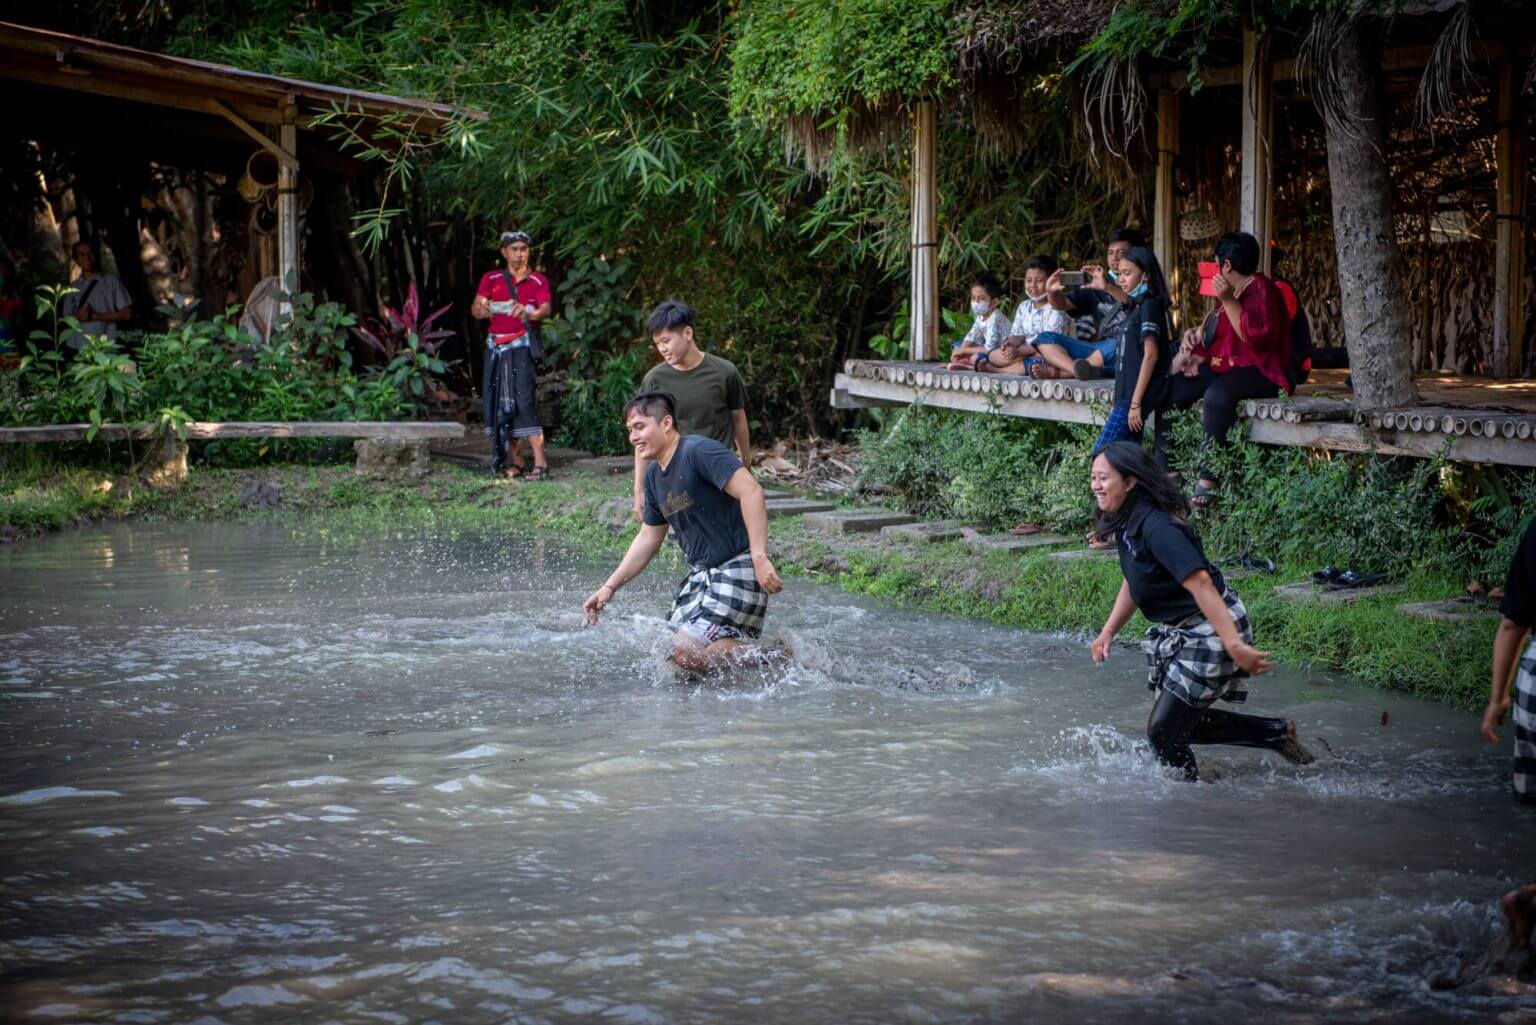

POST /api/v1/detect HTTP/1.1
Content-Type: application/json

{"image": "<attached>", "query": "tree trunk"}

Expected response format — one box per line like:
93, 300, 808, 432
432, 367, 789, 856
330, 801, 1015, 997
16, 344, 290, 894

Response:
1321, 20, 1419, 409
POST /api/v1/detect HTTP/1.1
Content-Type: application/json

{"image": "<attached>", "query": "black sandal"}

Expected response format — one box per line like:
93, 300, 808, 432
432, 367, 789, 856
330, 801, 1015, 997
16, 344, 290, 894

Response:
526, 465, 551, 481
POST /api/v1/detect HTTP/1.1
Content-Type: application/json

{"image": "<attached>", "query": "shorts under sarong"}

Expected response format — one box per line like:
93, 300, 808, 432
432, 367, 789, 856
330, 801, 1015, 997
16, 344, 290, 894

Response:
1514, 638, 1536, 796
668, 552, 767, 643
1143, 586, 1253, 709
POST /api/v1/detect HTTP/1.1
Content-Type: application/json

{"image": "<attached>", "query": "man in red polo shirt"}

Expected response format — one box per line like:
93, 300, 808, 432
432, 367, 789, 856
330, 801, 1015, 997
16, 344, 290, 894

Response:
472, 231, 553, 479
1165, 231, 1291, 506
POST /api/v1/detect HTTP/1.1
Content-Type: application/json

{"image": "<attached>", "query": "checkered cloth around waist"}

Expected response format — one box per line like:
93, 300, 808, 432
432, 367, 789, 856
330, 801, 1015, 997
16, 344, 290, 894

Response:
668, 551, 767, 639
1513, 639, 1536, 795
1143, 586, 1253, 708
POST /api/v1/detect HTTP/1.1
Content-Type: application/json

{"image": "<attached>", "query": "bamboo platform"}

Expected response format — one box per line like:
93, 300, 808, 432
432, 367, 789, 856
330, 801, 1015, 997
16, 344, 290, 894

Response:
832, 360, 1536, 468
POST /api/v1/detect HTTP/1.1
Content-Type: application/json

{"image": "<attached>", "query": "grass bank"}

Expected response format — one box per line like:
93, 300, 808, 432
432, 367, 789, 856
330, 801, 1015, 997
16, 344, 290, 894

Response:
0, 455, 1493, 712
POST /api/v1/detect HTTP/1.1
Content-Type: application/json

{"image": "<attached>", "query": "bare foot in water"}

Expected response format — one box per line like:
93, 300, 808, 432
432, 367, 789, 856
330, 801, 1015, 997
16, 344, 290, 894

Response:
1275, 720, 1316, 765
1503, 883, 1536, 951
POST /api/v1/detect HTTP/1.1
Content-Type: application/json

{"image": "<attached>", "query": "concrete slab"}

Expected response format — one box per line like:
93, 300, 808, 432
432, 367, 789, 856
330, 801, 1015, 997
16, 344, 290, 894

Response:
568, 456, 633, 475
1273, 581, 1405, 604
803, 508, 918, 534
1398, 598, 1502, 624
760, 489, 794, 499
968, 532, 1074, 553
764, 498, 836, 519
881, 520, 964, 542
1048, 546, 1118, 561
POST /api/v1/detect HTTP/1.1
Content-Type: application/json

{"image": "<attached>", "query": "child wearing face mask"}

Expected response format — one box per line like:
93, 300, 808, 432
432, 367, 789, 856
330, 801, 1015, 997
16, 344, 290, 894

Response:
986, 255, 1072, 375
1092, 246, 1172, 455
946, 272, 1010, 370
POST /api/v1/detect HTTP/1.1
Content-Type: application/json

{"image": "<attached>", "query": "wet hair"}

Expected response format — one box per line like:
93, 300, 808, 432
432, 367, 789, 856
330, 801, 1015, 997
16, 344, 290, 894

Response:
645, 299, 694, 336
1095, 440, 1189, 526
1024, 254, 1059, 276
1213, 231, 1261, 276
623, 390, 677, 426
1106, 227, 1145, 248
969, 272, 1003, 301
1118, 246, 1170, 300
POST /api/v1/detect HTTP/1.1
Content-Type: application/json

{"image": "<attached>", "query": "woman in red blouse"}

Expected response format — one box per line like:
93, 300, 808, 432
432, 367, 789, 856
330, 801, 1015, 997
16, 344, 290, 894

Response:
1164, 232, 1292, 506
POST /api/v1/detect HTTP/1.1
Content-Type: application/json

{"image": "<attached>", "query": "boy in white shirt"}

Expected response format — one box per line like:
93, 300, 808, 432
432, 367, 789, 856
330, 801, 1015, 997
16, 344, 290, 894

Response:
981, 255, 1072, 375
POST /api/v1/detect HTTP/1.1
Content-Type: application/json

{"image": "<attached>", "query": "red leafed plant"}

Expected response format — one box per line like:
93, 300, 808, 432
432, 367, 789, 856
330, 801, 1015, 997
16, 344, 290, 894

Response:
351, 284, 457, 401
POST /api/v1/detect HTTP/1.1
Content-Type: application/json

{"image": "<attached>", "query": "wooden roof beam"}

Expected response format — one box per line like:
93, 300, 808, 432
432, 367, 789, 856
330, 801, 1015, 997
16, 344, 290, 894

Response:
206, 99, 298, 170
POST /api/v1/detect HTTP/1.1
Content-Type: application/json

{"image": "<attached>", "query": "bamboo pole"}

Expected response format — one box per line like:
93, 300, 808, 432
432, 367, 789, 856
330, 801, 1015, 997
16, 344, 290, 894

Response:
910, 99, 939, 362
1240, 25, 1274, 274
1494, 60, 1529, 378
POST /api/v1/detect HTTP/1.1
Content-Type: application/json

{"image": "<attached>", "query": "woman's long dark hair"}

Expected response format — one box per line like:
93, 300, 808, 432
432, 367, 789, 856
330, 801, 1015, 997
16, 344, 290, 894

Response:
1119, 246, 1169, 300
1096, 440, 1189, 527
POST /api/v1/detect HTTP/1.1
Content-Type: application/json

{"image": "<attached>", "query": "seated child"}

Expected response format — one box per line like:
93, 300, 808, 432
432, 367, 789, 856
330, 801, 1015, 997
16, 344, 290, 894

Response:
947, 272, 1010, 370
983, 255, 1072, 375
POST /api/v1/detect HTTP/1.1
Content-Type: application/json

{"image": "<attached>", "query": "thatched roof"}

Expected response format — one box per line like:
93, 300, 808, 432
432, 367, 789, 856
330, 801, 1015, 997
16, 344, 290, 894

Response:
952, 0, 1117, 76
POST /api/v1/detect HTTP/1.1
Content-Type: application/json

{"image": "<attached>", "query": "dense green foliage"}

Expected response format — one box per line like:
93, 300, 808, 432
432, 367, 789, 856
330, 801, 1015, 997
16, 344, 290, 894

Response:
858, 403, 1527, 585
729, 0, 954, 125
0, 290, 446, 462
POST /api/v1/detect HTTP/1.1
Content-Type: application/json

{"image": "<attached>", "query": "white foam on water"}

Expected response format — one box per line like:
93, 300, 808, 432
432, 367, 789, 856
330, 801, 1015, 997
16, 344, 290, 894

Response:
168, 797, 209, 807
282, 776, 348, 788
214, 984, 305, 1008
370, 776, 417, 786
445, 743, 503, 760
240, 799, 275, 808
73, 826, 126, 837
0, 786, 121, 805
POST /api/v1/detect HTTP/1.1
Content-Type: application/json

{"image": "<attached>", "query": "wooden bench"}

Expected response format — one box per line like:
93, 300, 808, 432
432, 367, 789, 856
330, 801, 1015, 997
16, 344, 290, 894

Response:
0, 421, 465, 486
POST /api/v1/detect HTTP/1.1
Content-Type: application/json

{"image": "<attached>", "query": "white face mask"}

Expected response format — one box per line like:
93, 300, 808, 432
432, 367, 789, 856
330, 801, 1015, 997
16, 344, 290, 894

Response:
970, 300, 991, 316
1026, 290, 1047, 303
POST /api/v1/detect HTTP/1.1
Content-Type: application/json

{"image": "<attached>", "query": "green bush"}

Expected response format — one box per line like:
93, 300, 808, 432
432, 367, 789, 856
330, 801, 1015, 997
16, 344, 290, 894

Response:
859, 399, 1535, 581
1, 288, 432, 465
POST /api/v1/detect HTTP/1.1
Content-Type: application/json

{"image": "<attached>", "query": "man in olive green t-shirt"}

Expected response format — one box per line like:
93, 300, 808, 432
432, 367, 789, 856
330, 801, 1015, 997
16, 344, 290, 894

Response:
632, 299, 751, 522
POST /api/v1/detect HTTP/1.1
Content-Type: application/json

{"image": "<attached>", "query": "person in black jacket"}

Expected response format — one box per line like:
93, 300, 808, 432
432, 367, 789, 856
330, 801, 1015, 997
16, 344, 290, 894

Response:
1089, 441, 1315, 779
1090, 246, 1172, 455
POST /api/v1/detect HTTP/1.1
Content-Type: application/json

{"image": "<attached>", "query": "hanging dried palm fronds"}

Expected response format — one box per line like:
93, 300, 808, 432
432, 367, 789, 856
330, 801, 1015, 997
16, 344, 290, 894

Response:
1416, 1, 1477, 128
1079, 57, 1147, 162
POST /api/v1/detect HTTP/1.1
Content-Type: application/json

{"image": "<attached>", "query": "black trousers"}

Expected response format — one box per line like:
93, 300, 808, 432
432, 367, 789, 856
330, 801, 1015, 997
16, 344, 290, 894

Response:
1155, 364, 1280, 479
1146, 689, 1289, 779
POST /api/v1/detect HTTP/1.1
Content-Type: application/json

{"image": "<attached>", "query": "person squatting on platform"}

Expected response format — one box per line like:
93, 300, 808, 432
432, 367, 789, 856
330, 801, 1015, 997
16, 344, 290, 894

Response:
584, 391, 784, 674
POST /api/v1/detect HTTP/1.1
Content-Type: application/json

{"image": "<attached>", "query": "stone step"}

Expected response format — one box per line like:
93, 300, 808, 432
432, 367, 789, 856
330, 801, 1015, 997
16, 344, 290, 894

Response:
1048, 545, 1118, 561
882, 520, 965, 542
968, 532, 1075, 553
760, 489, 794, 499
764, 498, 837, 519
568, 456, 634, 475
803, 508, 918, 534
1398, 598, 1501, 623
1273, 581, 1404, 604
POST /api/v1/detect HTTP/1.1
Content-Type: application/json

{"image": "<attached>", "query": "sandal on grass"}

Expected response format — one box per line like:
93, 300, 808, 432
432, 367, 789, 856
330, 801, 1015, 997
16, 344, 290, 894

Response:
525, 465, 551, 481
1191, 482, 1219, 508
1011, 522, 1045, 536
1326, 570, 1386, 591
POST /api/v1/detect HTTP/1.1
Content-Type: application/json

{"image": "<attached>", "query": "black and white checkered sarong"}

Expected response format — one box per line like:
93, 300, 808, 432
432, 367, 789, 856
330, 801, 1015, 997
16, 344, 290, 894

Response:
668, 552, 767, 640
1143, 586, 1254, 708
1514, 639, 1536, 796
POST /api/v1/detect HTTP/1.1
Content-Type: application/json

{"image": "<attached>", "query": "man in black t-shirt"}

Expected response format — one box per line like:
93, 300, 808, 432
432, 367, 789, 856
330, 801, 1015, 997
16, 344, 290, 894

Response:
584, 392, 784, 674
1032, 227, 1144, 381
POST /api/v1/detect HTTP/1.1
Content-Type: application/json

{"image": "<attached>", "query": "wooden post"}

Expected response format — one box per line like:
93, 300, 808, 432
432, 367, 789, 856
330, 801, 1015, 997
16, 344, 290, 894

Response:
1239, 26, 1273, 273
910, 99, 938, 362
1495, 61, 1529, 378
1154, 88, 1181, 308
277, 120, 300, 301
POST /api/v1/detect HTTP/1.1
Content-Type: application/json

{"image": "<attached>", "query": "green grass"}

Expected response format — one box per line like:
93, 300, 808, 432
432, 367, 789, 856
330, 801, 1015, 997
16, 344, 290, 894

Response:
1, 455, 1493, 711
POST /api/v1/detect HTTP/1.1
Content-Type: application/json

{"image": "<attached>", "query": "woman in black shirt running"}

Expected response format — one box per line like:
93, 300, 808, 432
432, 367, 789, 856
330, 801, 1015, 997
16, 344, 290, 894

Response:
1089, 441, 1314, 779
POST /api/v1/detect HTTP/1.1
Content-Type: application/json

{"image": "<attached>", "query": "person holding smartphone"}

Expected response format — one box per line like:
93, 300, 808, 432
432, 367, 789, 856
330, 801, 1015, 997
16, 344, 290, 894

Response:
1032, 228, 1143, 380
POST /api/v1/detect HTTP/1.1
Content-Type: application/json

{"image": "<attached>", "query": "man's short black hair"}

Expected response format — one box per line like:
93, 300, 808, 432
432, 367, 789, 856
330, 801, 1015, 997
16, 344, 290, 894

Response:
1024, 254, 1059, 276
623, 390, 677, 426
1213, 231, 1261, 276
1106, 227, 1145, 248
645, 299, 694, 336
969, 272, 1003, 301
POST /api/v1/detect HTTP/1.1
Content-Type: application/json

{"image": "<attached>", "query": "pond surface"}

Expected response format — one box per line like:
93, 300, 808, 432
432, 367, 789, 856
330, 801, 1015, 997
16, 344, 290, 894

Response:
0, 522, 1531, 1024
